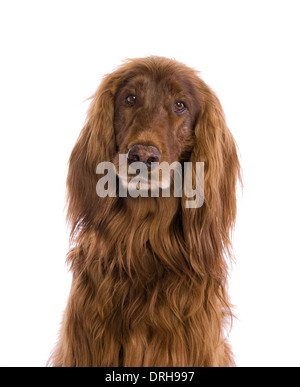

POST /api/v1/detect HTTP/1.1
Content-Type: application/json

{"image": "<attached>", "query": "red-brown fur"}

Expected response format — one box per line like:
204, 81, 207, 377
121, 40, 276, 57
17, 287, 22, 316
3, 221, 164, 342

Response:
49, 57, 241, 367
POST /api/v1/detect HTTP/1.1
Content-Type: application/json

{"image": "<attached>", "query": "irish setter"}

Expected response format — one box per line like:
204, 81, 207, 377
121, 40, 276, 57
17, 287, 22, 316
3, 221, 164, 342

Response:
49, 56, 241, 367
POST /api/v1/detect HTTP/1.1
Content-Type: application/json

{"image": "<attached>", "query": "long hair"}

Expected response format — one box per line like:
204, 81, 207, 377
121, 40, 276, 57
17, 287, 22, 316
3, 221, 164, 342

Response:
49, 57, 241, 367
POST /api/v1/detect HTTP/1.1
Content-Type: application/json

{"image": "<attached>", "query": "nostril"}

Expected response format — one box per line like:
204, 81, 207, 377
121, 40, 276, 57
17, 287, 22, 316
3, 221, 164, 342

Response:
127, 154, 140, 164
145, 155, 160, 170
147, 156, 159, 164
127, 146, 140, 164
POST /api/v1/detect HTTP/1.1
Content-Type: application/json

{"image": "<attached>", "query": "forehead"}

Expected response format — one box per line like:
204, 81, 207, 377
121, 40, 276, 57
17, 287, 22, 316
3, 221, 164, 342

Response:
117, 71, 196, 98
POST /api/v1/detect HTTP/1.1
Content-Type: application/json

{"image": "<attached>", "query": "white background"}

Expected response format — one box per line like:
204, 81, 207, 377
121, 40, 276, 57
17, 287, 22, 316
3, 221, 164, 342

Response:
0, 0, 299, 367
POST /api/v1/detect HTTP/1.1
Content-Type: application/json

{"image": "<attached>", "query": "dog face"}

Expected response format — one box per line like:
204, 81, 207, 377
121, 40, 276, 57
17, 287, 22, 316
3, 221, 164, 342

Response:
113, 70, 200, 190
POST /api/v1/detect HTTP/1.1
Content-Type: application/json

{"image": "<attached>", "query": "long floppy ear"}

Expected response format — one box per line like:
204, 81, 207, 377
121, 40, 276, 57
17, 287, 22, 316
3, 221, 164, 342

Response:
66, 74, 118, 238
182, 79, 241, 278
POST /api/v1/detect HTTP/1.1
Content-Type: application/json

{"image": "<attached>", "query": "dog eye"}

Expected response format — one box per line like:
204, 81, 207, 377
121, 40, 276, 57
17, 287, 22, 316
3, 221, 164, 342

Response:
125, 94, 137, 106
174, 101, 187, 114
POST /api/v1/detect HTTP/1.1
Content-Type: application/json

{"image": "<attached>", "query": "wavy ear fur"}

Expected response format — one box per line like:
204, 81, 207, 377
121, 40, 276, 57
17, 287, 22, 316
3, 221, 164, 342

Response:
182, 78, 241, 283
66, 74, 119, 237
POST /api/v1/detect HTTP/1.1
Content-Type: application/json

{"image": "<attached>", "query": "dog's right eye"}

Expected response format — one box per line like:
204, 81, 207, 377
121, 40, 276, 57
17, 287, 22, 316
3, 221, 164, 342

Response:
174, 101, 187, 114
125, 95, 137, 106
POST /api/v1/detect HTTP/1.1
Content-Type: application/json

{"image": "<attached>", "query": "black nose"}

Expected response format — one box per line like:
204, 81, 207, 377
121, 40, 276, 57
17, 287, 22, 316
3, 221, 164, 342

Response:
127, 144, 161, 170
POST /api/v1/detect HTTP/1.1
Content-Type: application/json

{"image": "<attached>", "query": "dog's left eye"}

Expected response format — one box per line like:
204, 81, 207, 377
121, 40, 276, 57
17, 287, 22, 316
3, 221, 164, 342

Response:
174, 101, 187, 114
125, 95, 137, 106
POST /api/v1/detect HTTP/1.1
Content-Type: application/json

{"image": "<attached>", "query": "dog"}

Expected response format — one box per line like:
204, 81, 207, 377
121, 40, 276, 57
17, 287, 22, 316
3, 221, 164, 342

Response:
49, 56, 240, 366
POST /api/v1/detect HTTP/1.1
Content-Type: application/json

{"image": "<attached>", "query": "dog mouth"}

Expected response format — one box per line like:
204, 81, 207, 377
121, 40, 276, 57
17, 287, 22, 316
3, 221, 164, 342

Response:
118, 162, 173, 192
113, 154, 175, 193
